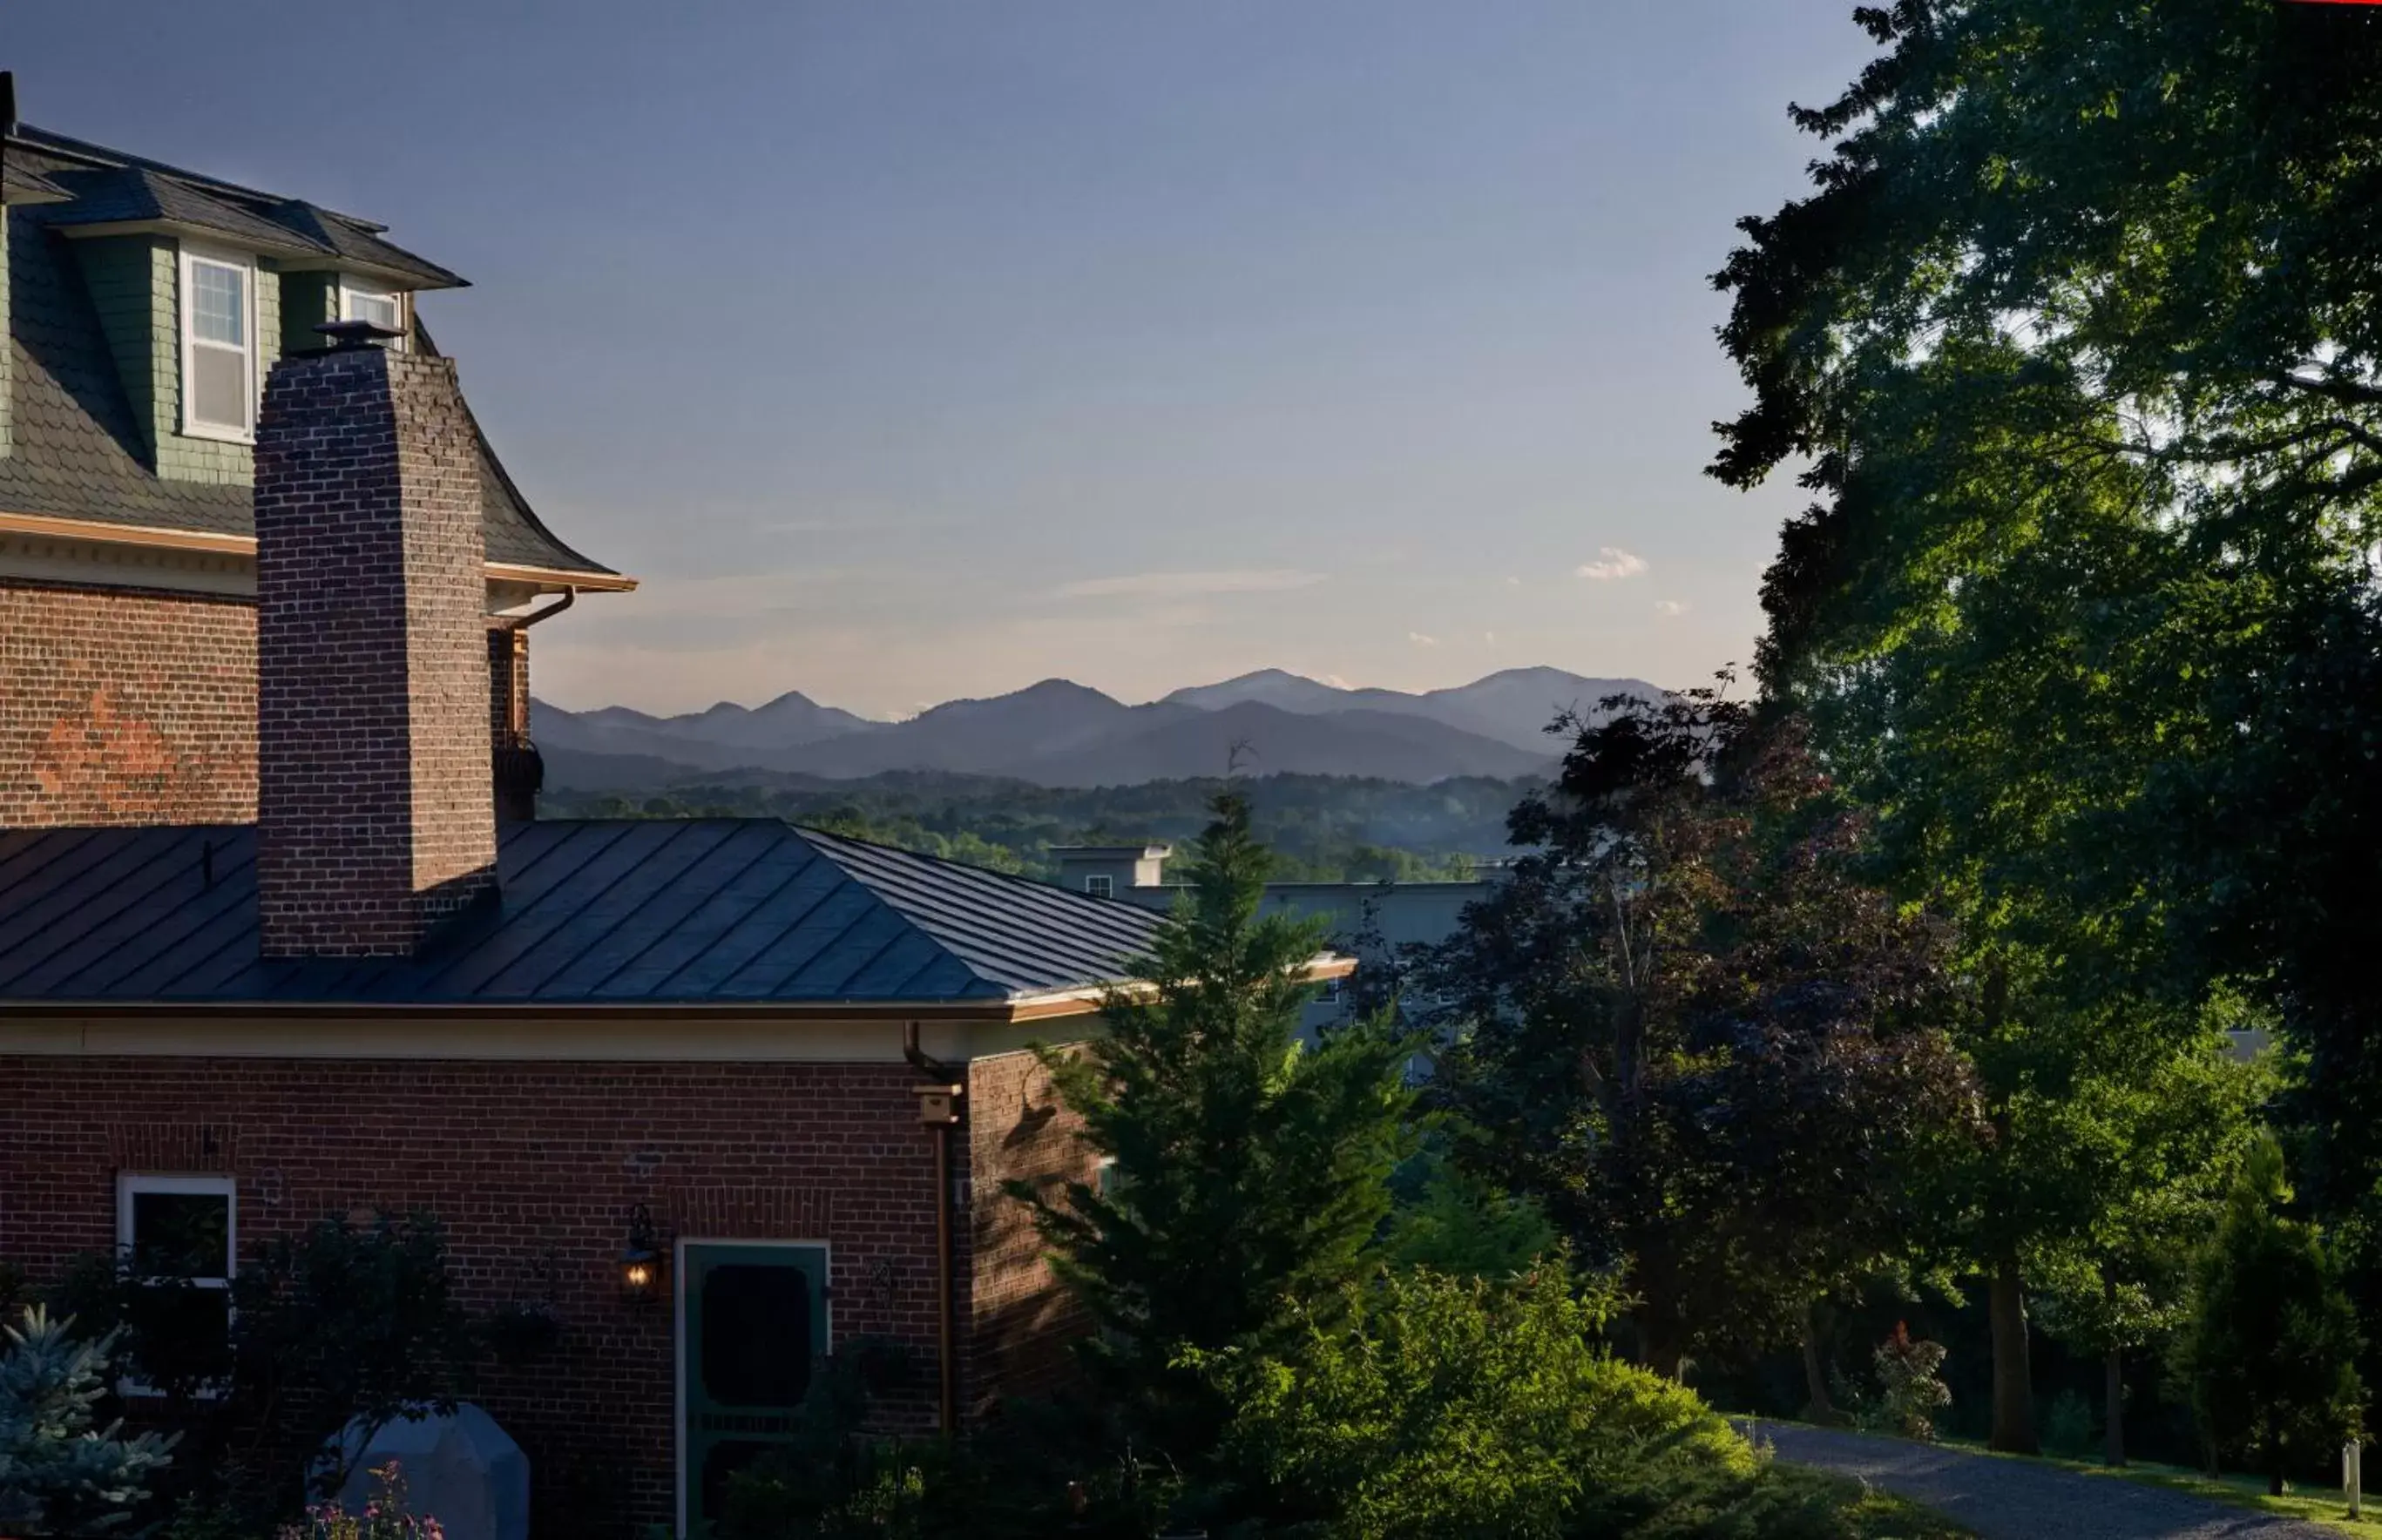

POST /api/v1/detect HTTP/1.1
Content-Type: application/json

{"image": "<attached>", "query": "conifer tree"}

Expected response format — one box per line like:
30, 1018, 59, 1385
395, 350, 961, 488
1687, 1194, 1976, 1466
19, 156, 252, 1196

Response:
1012, 791, 1416, 1449
2172, 1139, 2364, 1495
0, 1305, 176, 1535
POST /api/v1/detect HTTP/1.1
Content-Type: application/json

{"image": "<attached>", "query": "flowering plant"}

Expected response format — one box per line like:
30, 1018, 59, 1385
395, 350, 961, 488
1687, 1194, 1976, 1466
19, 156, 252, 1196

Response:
275, 1460, 446, 1540
1873, 1320, 1952, 1441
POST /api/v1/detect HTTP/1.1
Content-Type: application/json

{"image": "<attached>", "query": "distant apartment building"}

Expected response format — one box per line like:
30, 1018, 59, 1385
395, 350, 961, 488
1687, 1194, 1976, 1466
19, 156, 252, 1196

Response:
1051, 842, 1489, 1030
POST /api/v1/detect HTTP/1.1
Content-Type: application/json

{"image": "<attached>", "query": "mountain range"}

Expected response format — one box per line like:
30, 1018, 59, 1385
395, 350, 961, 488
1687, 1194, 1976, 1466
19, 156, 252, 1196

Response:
532, 667, 1661, 791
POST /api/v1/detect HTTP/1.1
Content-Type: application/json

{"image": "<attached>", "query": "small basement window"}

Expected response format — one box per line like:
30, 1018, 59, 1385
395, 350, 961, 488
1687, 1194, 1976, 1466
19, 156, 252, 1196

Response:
116, 1172, 236, 1395
179, 248, 256, 441
1084, 875, 1113, 898
339, 275, 405, 347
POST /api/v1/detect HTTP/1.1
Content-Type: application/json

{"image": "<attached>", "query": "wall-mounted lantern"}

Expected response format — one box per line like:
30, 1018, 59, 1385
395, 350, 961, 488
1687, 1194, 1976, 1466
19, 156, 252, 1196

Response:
620, 1203, 663, 1306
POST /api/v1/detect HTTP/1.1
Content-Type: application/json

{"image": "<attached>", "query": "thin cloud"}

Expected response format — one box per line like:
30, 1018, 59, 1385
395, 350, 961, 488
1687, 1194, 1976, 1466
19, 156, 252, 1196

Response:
1576, 548, 1649, 581
1056, 569, 1327, 599
1408, 631, 1439, 647
1654, 598, 1688, 617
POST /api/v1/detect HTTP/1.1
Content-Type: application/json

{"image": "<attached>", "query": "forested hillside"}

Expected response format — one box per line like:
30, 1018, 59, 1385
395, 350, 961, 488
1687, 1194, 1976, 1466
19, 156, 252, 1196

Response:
540, 772, 1524, 881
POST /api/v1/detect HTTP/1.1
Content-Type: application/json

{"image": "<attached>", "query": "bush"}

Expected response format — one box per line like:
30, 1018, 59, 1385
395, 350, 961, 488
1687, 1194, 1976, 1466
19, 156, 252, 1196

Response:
1380, 1145, 1560, 1280
1192, 1263, 1754, 1537
233, 1212, 476, 1499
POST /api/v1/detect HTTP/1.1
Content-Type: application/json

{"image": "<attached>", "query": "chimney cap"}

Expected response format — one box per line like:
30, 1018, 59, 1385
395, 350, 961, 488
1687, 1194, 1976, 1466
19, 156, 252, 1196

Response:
315, 318, 405, 351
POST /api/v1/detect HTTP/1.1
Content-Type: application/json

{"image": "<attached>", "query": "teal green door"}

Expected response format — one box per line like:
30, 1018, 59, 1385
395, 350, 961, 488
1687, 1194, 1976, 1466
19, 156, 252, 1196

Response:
680, 1242, 830, 1536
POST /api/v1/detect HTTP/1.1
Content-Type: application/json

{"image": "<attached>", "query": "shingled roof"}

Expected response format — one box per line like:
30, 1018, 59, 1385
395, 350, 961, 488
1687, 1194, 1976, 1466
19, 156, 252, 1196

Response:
0, 124, 615, 580
0, 820, 1172, 1010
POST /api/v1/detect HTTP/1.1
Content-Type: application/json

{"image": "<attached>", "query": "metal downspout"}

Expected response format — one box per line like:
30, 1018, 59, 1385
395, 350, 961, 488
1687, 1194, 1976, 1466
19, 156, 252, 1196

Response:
904, 1020, 962, 1438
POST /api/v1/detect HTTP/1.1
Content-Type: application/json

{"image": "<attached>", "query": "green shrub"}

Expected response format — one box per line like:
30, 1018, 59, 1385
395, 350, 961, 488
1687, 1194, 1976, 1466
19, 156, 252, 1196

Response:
1380, 1145, 1559, 1280
1193, 1263, 1753, 1538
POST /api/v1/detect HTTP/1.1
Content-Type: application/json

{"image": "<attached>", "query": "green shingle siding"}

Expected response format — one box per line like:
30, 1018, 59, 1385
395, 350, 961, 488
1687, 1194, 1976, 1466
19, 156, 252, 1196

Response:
73, 235, 281, 483
0, 209, 13, 460
280, 271, 337, 357
76, 234, 166, 458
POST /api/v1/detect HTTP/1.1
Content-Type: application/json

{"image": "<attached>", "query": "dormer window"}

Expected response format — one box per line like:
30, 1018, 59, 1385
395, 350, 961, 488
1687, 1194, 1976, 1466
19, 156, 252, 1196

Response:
339, 276, 405, 348
179, 247, 256, 442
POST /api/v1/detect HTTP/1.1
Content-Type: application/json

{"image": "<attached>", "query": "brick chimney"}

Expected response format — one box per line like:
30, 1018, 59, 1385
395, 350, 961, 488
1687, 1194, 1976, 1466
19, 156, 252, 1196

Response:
253, 334, 497, 956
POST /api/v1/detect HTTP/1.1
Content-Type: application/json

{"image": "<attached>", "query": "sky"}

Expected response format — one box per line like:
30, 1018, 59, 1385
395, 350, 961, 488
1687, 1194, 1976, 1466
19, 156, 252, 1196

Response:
14, 1, 1878, 719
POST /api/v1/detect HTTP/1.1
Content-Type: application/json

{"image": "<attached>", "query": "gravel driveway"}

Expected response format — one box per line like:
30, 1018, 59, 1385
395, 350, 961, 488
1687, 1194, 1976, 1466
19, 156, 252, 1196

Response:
1743, 1422, 2347, 1539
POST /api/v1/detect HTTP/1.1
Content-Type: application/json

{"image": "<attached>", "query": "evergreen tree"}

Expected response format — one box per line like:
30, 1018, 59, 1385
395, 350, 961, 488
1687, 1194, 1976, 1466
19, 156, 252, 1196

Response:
2171, 1139, 2363, 1495
1011, 791, 1417, 1450
0, 1305, 176, 1535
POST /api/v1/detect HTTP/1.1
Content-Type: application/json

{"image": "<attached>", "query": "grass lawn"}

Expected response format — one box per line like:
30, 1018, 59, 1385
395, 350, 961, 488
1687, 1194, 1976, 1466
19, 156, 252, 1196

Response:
1741, 1414, 2378, 1535
1952, 1439, 2382, 1537
1837, 1483, 1978, 1539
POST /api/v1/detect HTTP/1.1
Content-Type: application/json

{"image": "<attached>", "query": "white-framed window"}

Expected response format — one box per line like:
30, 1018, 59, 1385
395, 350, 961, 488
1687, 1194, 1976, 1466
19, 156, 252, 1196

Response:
1084, 875, 1113, 898
179, 247, 257, 442
116, 1172, 236, 1396
339, 275, 406, 348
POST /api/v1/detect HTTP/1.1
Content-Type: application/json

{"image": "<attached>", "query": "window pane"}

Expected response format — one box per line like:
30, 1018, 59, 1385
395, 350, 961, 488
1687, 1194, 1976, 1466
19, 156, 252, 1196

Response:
130, 1191, 230, 1280
190, 262, 245, 347
347, 288, 401, 331
189, 345, 251, 432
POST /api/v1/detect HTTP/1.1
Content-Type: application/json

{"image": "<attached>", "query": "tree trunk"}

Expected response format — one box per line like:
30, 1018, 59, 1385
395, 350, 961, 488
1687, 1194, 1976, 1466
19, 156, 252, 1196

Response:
1988, 1258, 2039, 1454
2102, 1346, 2126, 1467
2267, 1417, 2285, 1496
1802, 1303, 1841, 1424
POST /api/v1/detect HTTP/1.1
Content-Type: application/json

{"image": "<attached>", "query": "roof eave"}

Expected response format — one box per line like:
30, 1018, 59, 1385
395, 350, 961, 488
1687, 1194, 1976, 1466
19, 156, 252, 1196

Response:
48, 219, 468, 291
264, 253, 470, 292
0, 511, 636, 592
53, 216, 326, 262
0, 959, 1355, 1021
0, 995, 1096, 1023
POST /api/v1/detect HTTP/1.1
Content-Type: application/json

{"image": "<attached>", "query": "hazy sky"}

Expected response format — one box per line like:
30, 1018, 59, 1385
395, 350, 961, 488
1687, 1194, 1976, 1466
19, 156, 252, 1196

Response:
16, 2, 1875, 718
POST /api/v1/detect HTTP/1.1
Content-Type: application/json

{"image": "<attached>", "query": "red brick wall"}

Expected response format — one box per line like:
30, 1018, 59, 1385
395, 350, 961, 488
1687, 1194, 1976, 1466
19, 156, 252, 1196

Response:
253, 347, 495, 956
0, 1056, 964, 1534
961, 1048, 1098, 1415
0, 579, 258, 827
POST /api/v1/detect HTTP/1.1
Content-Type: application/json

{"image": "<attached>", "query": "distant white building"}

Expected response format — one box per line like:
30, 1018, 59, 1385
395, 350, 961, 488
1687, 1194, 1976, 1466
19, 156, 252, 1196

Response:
1049, 843, 1494, 1033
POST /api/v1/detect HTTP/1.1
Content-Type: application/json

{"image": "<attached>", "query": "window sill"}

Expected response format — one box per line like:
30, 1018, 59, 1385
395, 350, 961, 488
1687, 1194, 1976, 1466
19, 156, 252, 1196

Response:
178, 422, 254, 447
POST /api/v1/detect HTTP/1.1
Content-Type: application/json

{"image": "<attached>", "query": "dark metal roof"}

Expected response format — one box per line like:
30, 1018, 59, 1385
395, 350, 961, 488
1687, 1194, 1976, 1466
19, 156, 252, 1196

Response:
0, 820, 1166, 1008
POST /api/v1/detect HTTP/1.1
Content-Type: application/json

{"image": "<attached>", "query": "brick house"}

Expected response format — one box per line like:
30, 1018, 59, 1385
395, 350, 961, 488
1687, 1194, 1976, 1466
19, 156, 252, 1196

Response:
0, 88, 1343, 1531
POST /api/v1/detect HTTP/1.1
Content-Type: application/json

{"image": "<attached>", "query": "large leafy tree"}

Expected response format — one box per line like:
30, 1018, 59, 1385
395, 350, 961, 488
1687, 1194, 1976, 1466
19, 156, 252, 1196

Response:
1420, 688, 1975, 1383
1713, 0, 2382, 1446
1012, 792, 1417, 1454
1713, 0, 2382, 1173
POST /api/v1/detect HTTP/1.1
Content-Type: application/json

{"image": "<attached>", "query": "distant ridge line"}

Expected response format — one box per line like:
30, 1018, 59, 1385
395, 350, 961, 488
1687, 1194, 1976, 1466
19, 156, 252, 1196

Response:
533, 666, 1663, 790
